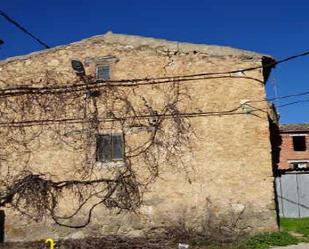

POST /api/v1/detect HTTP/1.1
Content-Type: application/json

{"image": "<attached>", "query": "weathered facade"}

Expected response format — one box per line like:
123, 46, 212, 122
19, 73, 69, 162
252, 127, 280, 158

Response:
0, 32, 278, 241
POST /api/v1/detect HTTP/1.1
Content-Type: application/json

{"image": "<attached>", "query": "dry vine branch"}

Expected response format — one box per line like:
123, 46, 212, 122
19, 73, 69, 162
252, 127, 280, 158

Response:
0, 74, 194, 228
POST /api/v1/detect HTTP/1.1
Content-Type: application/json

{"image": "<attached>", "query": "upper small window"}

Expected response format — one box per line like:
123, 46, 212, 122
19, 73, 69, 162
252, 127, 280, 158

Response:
96, 65, 110, 80
96, 134, 124, 162
293, 136, 307, 151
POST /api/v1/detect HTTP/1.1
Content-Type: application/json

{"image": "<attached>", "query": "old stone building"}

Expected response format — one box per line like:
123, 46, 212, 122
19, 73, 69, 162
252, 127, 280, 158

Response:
0, 32, 278, 241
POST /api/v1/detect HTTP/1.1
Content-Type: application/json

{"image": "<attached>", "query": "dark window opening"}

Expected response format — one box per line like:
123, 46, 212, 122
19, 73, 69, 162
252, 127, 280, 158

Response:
96, 134, 124, 162
293, 136, 307, 151
96, 65, 110, 80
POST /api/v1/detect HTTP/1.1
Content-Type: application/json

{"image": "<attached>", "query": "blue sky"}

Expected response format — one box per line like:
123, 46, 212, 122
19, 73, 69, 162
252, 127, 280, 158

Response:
1, 0, 308, 124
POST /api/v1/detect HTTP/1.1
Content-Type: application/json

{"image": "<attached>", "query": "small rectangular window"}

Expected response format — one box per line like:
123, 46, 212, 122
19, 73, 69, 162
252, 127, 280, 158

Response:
96, 134, 123, 162
290, 162, 308, 169
96, 65, 110, 80
293, 136, 306, 151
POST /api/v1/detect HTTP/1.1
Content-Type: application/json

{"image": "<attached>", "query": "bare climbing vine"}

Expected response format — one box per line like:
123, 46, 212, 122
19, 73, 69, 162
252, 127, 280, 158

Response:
0, 73, 193, 228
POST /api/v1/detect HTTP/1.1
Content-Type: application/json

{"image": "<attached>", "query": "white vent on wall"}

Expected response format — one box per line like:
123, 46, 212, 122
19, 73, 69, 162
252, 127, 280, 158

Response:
240, 99, 253, 113
288, 160, 309, 170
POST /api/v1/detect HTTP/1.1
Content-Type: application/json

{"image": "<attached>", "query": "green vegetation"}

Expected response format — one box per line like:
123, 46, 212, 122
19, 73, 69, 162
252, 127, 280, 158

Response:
191, 232, 299, 249
184, 218, 309, 248
193, 217, 309, 249
280, 217, 309, 237
244, 232, 298, 249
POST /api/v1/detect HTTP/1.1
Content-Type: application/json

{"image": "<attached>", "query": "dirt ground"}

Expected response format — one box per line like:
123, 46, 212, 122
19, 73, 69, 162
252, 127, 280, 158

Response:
271, 244, 309, 249
0, 237, 178, 249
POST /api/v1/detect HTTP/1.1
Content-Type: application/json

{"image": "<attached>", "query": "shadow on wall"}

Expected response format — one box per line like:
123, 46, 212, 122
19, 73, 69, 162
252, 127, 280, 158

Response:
0, 210, 4, 243
268, 115, 282, 227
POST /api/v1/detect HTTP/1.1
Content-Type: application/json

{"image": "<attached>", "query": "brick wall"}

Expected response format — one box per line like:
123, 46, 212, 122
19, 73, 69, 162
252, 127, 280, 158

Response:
279, 132, 309, 169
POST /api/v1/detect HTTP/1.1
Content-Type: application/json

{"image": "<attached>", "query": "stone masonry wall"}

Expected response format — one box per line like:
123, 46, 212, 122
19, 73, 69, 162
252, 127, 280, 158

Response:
0, 32, 278, 241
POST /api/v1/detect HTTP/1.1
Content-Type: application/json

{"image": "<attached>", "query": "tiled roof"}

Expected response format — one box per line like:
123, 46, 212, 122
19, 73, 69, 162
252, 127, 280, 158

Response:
280, 124, 309, 132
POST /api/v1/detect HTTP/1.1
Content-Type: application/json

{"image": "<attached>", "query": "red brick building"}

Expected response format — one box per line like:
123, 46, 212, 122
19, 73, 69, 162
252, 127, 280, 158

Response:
279, 124, 309, 170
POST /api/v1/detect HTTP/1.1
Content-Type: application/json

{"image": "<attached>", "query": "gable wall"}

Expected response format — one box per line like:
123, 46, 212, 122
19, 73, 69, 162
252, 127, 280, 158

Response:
0, 36, 278, 241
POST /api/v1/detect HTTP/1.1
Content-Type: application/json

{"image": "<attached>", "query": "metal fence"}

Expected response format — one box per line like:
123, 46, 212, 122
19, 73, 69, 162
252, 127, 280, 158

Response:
276, 172, 309, 218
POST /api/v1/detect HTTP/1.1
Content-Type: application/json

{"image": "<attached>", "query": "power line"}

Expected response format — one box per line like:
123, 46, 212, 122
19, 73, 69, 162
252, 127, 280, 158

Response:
0, 112, 249, 128
0, 77, 307, 101
0, 50, 308, 96
276, 98, 309, 108
0, 96, 308, 128
0, 102, 285, 128
0, 9, 50, 49
0, 75, 264, 97
249, 90, 309, 103
0, 104, 244, 127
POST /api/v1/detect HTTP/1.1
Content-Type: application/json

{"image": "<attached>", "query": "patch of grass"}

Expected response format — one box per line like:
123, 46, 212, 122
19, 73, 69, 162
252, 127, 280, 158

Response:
245, 232, 299, 249
190, 232, 299, 249
280, 217, 309, 237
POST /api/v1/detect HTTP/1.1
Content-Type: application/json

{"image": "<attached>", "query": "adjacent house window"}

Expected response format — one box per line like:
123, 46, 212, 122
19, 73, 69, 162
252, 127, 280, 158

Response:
96, 134, 124, 162
293, 136, 307, 151
289, 161, 309, 170
96, 65, 110, 80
